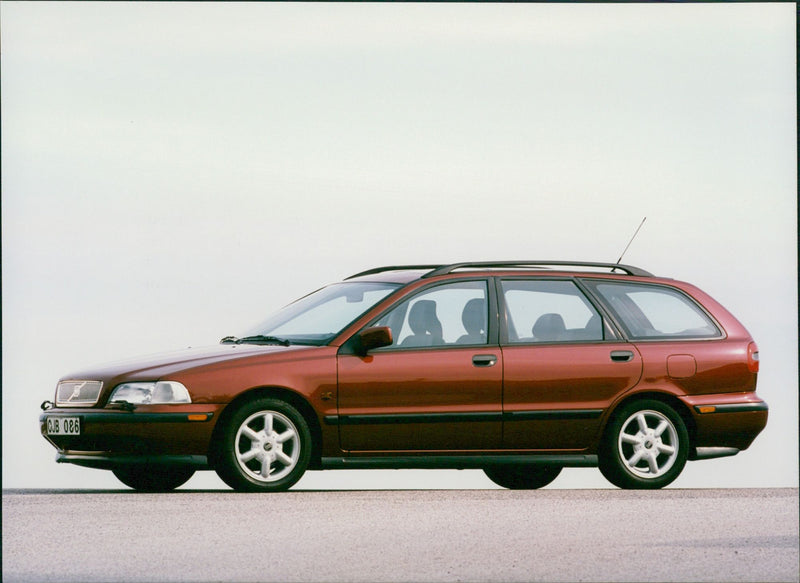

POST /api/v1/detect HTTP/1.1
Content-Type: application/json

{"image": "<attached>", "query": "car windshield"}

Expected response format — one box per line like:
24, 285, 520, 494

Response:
240, 282, 400, 345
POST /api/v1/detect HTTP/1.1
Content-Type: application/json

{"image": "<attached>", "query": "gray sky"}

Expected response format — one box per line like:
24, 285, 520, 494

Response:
2, 2, 796, 490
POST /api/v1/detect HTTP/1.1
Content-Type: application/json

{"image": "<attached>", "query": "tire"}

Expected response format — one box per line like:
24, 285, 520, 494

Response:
214, 397, 311, 492
599, 399, 689, 489
112, 465, 195, 492
484, 465, 562, 489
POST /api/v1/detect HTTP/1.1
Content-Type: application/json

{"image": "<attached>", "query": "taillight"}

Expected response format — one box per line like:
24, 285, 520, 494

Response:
747, 342, 759, 373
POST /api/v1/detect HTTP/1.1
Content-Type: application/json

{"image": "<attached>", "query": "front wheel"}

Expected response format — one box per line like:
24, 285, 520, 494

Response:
112, 465, 195, 492
484, 465, 562, 489
214, 398, 311, 492
599, 400, 689, 489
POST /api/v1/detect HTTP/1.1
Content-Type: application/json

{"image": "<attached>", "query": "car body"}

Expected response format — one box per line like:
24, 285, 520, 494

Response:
40, 261, 768, 491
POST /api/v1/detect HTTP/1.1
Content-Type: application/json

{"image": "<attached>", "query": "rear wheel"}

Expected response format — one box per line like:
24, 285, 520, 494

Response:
483, 465, 562, 489
214, 398, 311, 492
112, 465, 195, 492
599, 399, 688, 489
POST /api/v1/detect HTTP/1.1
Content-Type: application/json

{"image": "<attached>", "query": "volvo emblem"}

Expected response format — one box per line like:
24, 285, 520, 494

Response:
67, 381, 87, 402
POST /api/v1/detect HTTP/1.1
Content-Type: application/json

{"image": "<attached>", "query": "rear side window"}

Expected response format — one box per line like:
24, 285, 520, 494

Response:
587, 281, 721, 340
500, 280, 604, 343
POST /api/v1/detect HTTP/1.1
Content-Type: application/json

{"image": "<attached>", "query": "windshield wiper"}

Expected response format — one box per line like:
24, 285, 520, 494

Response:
109, 400, 136, 412
220, 335, 291, 346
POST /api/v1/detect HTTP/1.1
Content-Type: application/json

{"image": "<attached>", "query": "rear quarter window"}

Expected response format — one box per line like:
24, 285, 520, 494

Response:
586, 281, 722, 340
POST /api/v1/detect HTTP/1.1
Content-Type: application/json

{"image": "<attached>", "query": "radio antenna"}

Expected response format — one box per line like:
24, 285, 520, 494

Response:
616, 216, 647, 264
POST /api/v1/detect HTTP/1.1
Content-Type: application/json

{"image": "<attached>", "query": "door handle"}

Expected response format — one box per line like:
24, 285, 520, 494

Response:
610, 350, 634, 362
472, 354, 497, 367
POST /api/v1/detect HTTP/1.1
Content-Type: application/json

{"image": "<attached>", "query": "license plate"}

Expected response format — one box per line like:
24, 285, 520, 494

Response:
47, 417, 80, 435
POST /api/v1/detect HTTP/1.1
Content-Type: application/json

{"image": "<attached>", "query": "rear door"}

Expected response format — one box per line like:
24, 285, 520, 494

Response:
498, 278, 642, 450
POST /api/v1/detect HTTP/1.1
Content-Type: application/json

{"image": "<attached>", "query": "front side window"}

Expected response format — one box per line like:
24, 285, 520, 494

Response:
501, 279, 604, 343
586, 281, 721, 339
372, 280, 489, 348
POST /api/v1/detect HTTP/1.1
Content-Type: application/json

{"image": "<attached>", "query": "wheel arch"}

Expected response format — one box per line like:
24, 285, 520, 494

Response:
601, 391, 697, 448
208, 386, 323, 470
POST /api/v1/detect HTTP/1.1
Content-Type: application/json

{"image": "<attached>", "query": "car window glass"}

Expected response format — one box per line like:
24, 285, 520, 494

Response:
589, 282, 721, 339
501, 280, 603, 343
246, 282, 399, 344
270, 288, 394, 338
372, 281, 488, 348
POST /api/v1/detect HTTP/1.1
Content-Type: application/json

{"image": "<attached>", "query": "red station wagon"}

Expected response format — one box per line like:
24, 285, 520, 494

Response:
40, 261, 768, 492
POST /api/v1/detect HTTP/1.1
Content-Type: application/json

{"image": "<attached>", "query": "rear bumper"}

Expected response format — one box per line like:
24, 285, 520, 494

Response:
679, 393, 768, 451
40, 406, 223, 464
689, 447, 740, 461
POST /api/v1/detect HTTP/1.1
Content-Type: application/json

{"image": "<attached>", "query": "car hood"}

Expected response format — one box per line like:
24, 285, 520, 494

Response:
61, 343, 314, 383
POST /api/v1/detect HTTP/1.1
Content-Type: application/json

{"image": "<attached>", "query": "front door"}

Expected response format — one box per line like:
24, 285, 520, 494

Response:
337, 280, 502, 452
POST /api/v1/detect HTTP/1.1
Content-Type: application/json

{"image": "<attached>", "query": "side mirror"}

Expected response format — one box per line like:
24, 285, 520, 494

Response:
357, 326, 393, 355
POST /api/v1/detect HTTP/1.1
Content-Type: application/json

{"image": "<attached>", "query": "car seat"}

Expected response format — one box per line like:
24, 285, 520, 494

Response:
532, 313, 566, 342
456, 298, 486, 344
401, 300, 444, 346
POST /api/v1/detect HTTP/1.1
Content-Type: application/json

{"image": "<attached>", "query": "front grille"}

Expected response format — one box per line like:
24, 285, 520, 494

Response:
56, 381, 103, 407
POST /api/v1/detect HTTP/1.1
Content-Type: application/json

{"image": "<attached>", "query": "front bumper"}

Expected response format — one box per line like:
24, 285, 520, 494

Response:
40, 405, 224, 468
54, 452, 210, 470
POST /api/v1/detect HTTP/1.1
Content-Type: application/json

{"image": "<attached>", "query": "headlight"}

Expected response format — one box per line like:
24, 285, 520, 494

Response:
109, 381, 191, 405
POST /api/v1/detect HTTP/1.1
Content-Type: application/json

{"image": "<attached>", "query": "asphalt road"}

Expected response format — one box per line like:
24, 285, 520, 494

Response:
3, 488, 797, 583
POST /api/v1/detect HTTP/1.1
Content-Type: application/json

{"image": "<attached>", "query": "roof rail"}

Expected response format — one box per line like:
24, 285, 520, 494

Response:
421, 261, 653, 278
345, 265, 444, 280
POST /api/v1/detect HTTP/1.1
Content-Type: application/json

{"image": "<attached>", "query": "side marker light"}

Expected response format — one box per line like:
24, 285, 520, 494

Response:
747, 342, 760, 373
